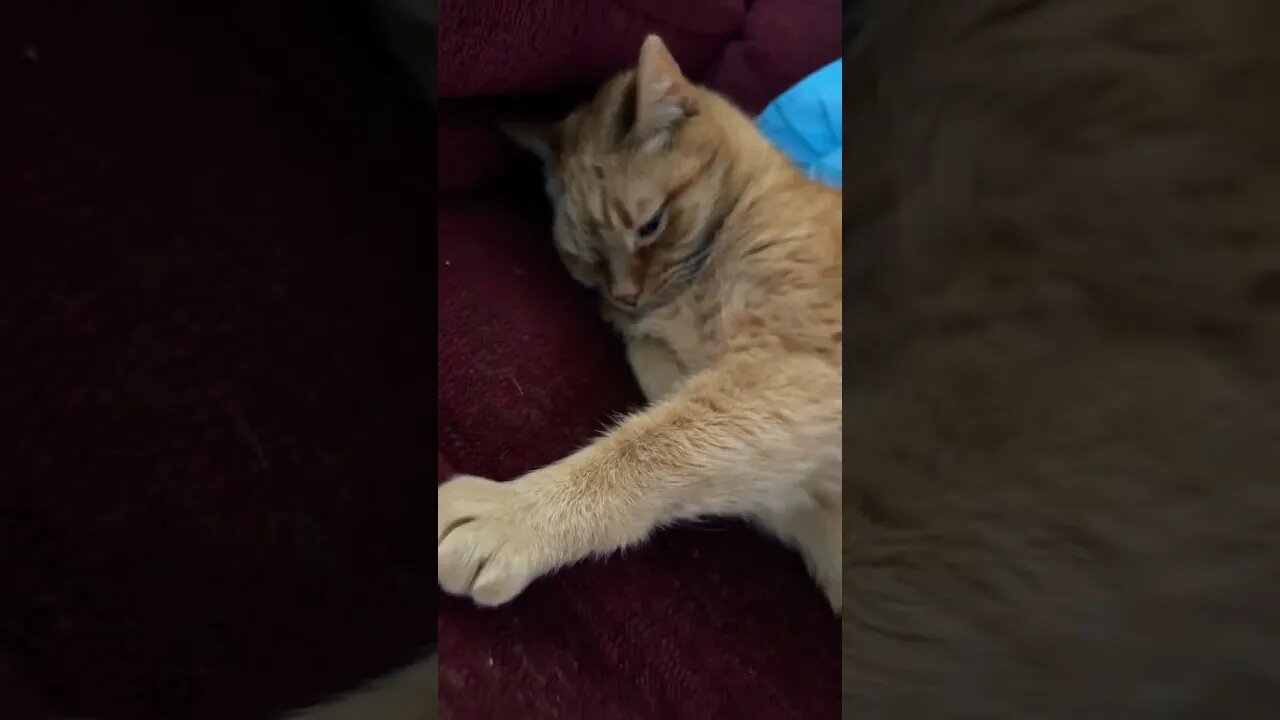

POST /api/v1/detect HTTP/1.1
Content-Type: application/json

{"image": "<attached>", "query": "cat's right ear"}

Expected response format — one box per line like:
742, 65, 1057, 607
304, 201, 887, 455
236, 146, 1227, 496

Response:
634, 35, 696, 147
501, 121, 562, 168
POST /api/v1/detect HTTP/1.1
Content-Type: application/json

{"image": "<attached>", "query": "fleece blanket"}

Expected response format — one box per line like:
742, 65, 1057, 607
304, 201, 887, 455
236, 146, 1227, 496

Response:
437, 0, 842, 194
436, 1, 842, 718
3, 1, 435, 717
1, 0, 842, 717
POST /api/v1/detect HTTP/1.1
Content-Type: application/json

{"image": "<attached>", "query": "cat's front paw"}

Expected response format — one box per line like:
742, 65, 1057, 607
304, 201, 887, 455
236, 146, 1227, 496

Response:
437, 474, 561, 607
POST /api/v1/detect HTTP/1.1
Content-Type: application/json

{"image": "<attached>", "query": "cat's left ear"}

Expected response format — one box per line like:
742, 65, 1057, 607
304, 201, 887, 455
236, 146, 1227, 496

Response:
634, 35, 696, 147
502, 120, 562, 168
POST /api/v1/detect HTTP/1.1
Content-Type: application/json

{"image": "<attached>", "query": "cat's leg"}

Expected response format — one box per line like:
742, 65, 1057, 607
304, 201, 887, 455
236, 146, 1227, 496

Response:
626, 336, 686, 403
755, 492, 842, 612
438, 352, 841, 607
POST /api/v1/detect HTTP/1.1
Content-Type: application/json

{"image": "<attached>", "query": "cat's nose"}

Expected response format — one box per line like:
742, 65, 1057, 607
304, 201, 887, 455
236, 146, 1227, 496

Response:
610, 278, 639, 306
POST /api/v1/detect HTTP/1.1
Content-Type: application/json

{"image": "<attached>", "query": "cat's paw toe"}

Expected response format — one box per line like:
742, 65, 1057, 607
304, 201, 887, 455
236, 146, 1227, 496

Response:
437, 474, 545, 607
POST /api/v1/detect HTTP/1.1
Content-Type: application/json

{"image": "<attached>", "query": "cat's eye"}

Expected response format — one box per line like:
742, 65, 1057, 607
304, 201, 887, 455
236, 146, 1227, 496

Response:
637, 209, 664, 239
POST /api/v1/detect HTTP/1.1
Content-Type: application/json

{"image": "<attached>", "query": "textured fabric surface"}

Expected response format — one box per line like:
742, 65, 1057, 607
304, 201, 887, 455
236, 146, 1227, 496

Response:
437, 198, 841, 720
2, 1, 435, 718
437, 1, 842, 718
436, 0, 842, 194
0, 656, 55, 719
2, 0, 841, 717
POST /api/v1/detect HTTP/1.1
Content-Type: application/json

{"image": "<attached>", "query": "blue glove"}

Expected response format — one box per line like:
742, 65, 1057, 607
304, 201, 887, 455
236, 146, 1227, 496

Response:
757, 59, 842, 188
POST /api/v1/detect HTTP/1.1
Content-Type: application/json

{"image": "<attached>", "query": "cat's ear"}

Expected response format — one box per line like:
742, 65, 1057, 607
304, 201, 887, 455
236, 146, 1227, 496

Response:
634, 35, 696, 145
502, 120, 562, 167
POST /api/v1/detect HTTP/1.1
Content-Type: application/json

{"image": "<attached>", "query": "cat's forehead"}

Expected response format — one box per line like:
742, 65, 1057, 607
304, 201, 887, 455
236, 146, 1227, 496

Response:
558, 137, 647, 194
560, 166, 661, 230
560, 152, 632, 188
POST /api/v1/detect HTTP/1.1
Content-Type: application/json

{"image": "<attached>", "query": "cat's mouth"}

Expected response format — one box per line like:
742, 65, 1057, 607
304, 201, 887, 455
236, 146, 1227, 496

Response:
603, 265, 705, 316
602, 292, 646, 317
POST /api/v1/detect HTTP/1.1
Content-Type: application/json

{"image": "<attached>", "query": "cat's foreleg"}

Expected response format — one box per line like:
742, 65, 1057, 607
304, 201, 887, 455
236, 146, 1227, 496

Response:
437, 352, 841, 607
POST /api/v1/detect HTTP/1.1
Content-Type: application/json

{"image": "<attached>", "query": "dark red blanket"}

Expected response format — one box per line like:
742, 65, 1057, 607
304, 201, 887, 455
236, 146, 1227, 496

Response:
437, 1, 841, 718
2, 0, 840, 717
3, 1, 434, 717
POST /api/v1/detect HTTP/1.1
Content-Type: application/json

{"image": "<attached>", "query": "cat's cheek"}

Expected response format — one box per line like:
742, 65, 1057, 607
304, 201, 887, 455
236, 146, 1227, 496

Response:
557, 250, 602, 289
638, 257, 674, 296
577, 261, 605, 290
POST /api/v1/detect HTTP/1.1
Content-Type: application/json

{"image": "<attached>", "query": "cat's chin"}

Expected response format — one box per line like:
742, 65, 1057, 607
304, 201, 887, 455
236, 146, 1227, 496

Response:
602, 294, 645, 317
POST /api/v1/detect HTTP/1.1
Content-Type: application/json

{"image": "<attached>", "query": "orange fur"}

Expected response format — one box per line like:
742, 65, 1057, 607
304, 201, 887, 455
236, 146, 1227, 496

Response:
846, 0, 1280, 715
439, 35, 844, 610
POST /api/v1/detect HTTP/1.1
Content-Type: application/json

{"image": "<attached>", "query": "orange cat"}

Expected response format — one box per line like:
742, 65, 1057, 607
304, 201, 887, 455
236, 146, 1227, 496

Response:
438, 35, 844, 610
286, 36, 841, 720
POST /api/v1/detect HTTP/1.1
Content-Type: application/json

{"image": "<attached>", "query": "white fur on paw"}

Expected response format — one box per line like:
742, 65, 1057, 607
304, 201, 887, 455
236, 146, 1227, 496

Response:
438, 474, 549, 607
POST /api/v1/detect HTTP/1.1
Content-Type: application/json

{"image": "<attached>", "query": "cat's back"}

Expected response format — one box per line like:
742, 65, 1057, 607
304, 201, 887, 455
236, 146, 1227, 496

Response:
853, 0, 1280, 366
851, 0, 1280, 481
847, 0, 1280, 716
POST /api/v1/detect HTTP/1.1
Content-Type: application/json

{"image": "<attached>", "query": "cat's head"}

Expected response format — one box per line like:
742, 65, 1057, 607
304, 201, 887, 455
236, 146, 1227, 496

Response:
505, 35, 736, 312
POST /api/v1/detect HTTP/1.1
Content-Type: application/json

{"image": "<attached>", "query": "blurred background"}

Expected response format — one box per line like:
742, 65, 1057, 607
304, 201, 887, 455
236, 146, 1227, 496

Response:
1, 1, 435, 717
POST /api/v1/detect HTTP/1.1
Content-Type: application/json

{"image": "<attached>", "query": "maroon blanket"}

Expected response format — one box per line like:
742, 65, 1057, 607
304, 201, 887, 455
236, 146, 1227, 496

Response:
437, 1, 841, 718
2, 0, 840, 716
3, 1, 434, 717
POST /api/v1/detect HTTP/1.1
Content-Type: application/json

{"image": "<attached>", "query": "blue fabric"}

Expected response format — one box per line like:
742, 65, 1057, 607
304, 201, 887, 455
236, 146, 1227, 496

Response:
757, 59, 842, 188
